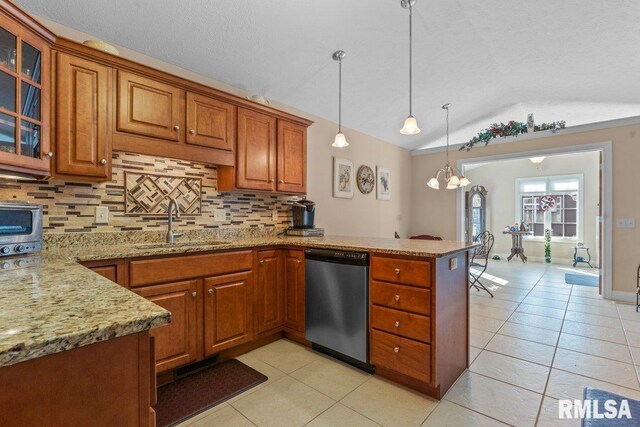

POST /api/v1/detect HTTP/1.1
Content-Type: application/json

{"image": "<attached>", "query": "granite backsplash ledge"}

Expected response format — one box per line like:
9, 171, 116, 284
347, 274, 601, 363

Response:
0, 152, 298, 233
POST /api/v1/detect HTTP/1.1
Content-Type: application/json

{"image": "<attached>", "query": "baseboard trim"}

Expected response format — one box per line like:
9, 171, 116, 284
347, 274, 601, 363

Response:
611, 290, 638, 304
491, 253, 599, 267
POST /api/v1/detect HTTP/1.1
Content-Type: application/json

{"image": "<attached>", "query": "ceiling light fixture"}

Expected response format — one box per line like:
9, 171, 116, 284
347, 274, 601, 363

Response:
427, 104, 471, 190
332, 50, 349, 148
529, 156, 546, 164
399, 0, 421, 136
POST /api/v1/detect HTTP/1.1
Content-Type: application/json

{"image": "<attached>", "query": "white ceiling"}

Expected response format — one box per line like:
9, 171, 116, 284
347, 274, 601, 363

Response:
15, 0, 640, 151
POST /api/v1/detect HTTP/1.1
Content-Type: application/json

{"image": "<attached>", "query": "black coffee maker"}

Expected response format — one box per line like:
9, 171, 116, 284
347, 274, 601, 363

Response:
291, 200, 316, 229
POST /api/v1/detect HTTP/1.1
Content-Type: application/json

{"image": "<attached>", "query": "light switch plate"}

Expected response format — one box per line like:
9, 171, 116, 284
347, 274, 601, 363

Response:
95, 206, 109, 224
214, 208, 226, 222
449, 257, 458, 271
272, 210, 278, 221
616, 218, 636, 228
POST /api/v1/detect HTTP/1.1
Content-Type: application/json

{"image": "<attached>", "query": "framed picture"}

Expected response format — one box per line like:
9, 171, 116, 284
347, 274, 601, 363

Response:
376, 166, 391, 200
333, 158, 354, 199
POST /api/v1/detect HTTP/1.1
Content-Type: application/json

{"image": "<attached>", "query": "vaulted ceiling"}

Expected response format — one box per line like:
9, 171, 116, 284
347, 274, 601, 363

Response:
15, 0, 640, 150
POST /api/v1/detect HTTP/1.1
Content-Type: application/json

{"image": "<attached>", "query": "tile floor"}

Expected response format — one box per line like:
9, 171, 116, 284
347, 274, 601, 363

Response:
177, 262, 640, 427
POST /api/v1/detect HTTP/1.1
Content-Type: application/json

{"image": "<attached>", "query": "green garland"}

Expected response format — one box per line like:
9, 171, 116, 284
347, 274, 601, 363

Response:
460, 120, 566, 152
544, 228, 552, 264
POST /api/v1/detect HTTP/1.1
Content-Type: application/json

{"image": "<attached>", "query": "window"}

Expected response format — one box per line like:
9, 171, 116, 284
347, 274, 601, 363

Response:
516, 175, 582, 241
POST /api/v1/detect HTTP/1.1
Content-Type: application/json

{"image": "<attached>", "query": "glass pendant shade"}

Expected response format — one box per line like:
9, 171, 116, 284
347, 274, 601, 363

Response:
448, 175, 460, 186
446, 182, 459, 190
427, 177, 439, 189
400, 115, 421, 135
332, 131, 349, 148
459, 176, 471, 187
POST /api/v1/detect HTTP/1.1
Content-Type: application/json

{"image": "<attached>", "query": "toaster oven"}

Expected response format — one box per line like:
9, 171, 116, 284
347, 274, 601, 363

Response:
0, 202, 43, 257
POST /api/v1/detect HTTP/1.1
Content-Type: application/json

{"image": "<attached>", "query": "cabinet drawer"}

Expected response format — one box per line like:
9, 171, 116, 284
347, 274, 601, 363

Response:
371, 256, 431, 288
371, 281, 430, 315
129, 251, 253, 287
370, 329, 431, 383
371, 306, 431, 343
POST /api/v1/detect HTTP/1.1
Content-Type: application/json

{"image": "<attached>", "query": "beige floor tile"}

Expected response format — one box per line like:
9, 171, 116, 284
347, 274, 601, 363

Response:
421, 400, 507, 426
485, 333, 555, 366
630, 346, 640, 365
188, 405, 254, 427
470, 305, 513, 321
537, 396, 581, 426
570, 287, 602, 299
622, 318, 640, 334
290, 357, 370, 400
522, 296, 568, 310
570, 295, 611, 307
534, 285, 572, 295
498, 321, 560, 346
516, 303, 566, 319
545, 368, 640, 401
176, 403, 230, 427
470, 350, 550, 393
470, 328, 495, 348
226, 353, 288, 403
231, 376, 334, 427
444, 371, 541, 427
527, 291, 570, 302
470, 296, 520, 311
469, 346, 482, 364
558, 333, 632, 364
470, 315, 505, 333
561, 320, 627, 344
251, 339, 322, 374
552, 348, 640, 390
341, 377, 437, 426
509, 311, 564, 331
306, 403, 380, 427
563, 310, 622, 329
566, 302, 618, 318
626, 330, 640, 348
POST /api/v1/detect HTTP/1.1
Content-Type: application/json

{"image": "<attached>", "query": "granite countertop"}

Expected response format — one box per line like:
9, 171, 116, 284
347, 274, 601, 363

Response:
0, 256, 171, 368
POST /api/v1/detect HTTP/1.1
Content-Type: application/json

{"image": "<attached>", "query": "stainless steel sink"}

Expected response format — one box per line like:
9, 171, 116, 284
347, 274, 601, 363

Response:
133, 240, 227, 250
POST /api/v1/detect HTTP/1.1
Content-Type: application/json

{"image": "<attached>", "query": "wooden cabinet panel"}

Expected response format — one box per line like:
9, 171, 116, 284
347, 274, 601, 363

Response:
371, 305, 431, 343
82, 259, 126, 286
55, 52, 111, 179
117, 70, 184, 142
134, 280, 199, 373
370, 329, 431, 383
91, 265, 117, 282
276, 120, 306, 193
370, 281, 431, 315
236, 108, 276, 191
371, 255, 432, 288
186, 92, 235, 151
283, 250, 305, 333
257, 250, 284, 334
204, 271, 253, 355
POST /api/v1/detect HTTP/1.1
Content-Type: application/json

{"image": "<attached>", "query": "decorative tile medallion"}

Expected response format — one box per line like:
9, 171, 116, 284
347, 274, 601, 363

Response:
125, 172, 202, 215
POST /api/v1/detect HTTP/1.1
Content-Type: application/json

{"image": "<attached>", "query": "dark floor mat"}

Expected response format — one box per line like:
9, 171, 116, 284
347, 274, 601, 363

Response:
155, 359, 268, 427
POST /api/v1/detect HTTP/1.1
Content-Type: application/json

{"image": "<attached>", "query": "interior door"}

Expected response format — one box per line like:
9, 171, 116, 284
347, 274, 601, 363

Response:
236, 108, 276, 191
186, 92, 235, 151
117, 70, 184, 142
276, 120, 306, 193
257, 250, 284, 334
55, 52, 111, 178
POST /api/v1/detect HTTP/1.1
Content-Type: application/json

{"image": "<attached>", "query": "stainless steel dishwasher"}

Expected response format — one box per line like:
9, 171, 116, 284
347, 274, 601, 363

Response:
305, 248, 372, 371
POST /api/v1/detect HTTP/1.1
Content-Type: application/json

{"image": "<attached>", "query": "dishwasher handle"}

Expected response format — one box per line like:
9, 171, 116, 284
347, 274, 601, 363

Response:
304, 248, 369, 266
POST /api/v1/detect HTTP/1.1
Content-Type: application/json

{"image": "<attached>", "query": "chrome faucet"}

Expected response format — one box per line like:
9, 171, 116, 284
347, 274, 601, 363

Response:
166, 198, 183, 243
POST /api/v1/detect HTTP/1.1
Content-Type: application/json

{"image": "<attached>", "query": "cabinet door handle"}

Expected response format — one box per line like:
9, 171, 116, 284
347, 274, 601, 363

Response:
46, 151, 53, 158
393, 346, 400, 353
394, 294, 400, 301
100, 159, 107, 165
173, 125, 180, 131
394, 321, 400, 327
394, 268, 400, 275
208, 289, 213, 295
189, 129, 196, 135
191, 291, 197, 298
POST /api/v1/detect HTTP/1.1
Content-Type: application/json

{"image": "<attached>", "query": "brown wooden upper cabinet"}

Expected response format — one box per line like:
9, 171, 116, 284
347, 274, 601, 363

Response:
117, 70, 184, 142
0, 2, 54, 177
218, 108, 307, 194
186, 92, 235, 151
54, 52, 111, 180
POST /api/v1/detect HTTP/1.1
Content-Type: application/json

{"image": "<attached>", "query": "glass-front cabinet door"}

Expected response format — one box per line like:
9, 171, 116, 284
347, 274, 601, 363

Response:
0, 7, 52, 175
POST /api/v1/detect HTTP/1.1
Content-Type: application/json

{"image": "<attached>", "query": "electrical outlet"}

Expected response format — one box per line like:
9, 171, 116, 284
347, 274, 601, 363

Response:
616, 218, 636, 229
214, 208, 226, 222
272, 209, 278, 221
95, 206, 109, 224
449, 257, 458, 271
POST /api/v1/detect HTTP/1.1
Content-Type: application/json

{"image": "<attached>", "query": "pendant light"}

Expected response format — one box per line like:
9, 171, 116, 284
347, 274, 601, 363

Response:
427, 104, 471, 190
332, 50, 349, 148
400, 0, 421, 135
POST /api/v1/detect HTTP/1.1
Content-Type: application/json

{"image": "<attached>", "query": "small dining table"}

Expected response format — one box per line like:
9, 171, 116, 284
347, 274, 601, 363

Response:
503, 231, 532, 263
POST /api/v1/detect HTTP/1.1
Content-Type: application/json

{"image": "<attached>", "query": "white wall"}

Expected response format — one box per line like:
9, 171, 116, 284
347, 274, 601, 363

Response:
464, 152, 600, 265
37, 16, 413, 239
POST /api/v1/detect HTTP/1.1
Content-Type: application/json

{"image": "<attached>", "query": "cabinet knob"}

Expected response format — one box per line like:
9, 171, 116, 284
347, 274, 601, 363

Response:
100, 159, 107, 165
191, 291, 197, 298
269, 179, 274, 183
297, 259, 301, 264
45, 151, 53, 158
260, 260, 265, 265
278, 180, 284, 184
173, 125, 180, 131
394, 346, 400, 353
394, 294, 400, 301
394, 321, 400, 328
189, 129, 196, 135
208, 289, 213, 295
394, 268, 400, 275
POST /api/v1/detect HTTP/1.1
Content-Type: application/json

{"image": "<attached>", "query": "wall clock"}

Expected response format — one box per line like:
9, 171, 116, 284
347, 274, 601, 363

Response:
356, 165, 375, 194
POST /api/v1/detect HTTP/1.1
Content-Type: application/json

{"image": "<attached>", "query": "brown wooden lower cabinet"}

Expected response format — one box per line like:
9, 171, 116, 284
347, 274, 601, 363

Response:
204, 271, 254, 355
256, 250, 284, 335
82, 259, 126, 286
283, 250, 305, 333
133, 280, 199, 373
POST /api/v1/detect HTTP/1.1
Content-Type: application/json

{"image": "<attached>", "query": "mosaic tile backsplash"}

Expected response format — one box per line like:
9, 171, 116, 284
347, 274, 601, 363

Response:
0, 152, 297, 233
